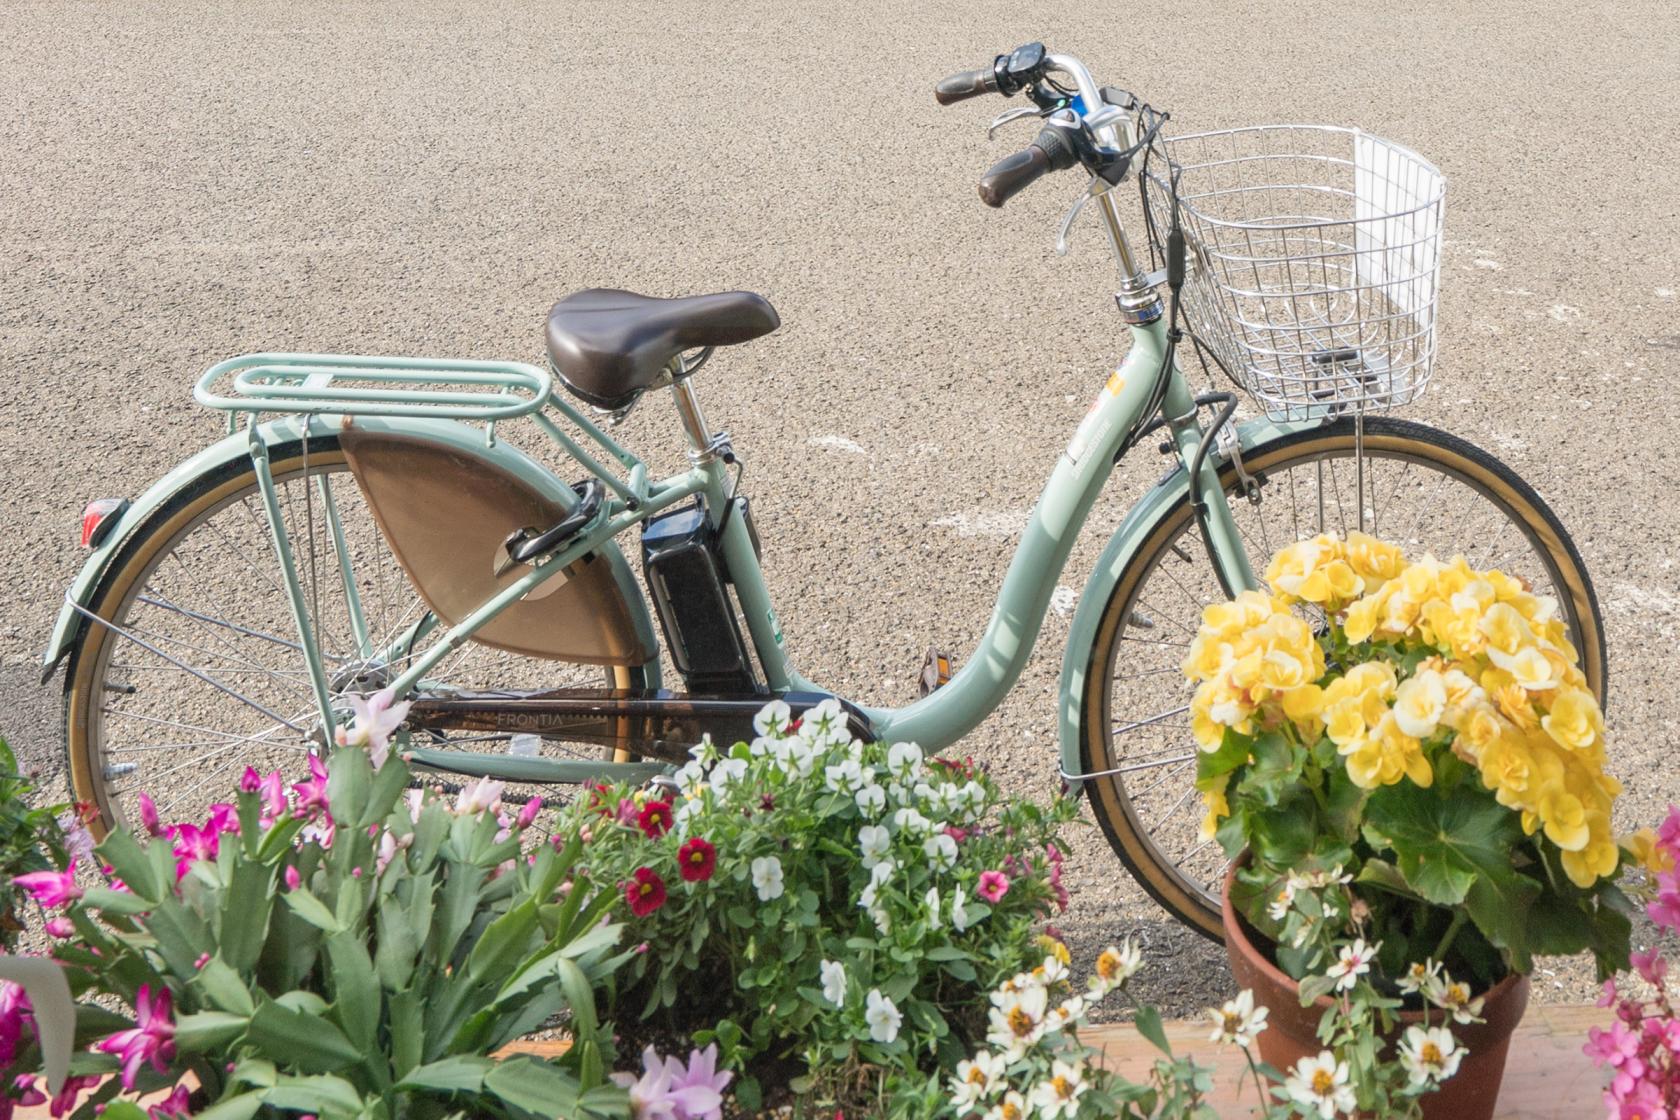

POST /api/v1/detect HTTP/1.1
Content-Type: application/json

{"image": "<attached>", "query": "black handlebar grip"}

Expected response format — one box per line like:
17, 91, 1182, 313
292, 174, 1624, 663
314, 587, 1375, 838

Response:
978, 143, 1053, 208
935, 66, 1000, 105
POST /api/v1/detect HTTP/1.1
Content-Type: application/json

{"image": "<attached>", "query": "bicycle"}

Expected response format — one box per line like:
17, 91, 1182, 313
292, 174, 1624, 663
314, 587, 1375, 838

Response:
42, 43, 1607, 940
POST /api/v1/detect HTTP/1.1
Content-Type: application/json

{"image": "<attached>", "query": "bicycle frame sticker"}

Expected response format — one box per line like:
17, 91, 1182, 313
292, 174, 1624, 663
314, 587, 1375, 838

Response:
1066, 370, 1125, 465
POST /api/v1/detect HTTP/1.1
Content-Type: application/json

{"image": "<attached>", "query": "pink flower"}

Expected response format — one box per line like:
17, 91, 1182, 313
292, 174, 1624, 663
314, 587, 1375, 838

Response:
193, 954, 210, 971
944, 826, 968, 845
0, 984, 34, 1066
292, 755, 331, 819
43, 917, 73, 939
1586, 1021, 1643, 1076
257, 770, 287, 822
610, 1045, 731, 1120
13, 864, 82, 909
170, 823, 218, 876
239, 768, 261, 793
1633, 948, 1669, 985
1658, 806, 1680, 854
284, 866, 301, 891
46, 1075, 99, 1119
1610, 1079, 1666, 1119
95, 983, 176, 1090
455, 777, 504, 817
138, 793, 162, 837
333, 687, 411, 770
147, 1085, 191, 1120
1598, 978, 1620, 1008
10, 1075, 47, 1111
206, 803, 239, 836
977, 870, 1010, 904
516, 796, 542, 831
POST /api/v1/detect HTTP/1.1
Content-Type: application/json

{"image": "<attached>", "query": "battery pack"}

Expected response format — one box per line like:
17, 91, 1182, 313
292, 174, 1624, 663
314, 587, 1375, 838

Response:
641, 503, 757, 692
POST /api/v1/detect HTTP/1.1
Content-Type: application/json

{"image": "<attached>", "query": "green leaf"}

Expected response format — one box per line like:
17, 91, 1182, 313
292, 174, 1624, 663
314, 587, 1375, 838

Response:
388, 988, 423, 1078
246, 998, 361, 1073
80, 886, 152, 915
1355, 859, 1425, 903
359, 754, 411, 829
1464, 868, 1543, 972
466, 898, 539, 983
282, 888, 344, 933
326, 931, 380, 1049
482, 1056, 582, 1118
263, 1073, 365, 1119
174, 1010, 249, 1051
93, 828, 162, 904
221, 859, 276, 971
1133, 1005, 1172, 1055
1234, 732, 1297, 807
327, 748, 374, 831
194, 957, 256, 1016
97, 1103, 149, 1120
1196, 728, 1251, 788
395, 1055, 493, 1094
1364, 781, 1520, 906
191, 1093, 262, 1120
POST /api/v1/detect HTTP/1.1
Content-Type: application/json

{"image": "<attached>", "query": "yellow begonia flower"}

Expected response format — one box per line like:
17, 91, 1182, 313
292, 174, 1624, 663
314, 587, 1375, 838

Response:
1538, 791, 1591, 851
1343, 531, 1406, 592
1560, 839, 1619, 889
1624, 828, 1675, 874
1393, 669, 1448, 739
1541, 689, 1603, 752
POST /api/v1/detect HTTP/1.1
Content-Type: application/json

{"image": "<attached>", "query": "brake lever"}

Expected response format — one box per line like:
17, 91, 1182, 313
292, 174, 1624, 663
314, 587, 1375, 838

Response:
1056, 176, 1106, 257
986, 105, 1041, 140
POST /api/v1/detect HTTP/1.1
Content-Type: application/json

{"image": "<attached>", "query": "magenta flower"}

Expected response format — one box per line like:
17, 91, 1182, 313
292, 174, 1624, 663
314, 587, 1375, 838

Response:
147, 1084, 191, 1120
45, 1074, 99, 1119
96, 984, 177, 1090
292, 755, 330, 819
43, 917, 73, 939
516, 796, 542, 831
138, 793, 162, 837
170, 823, 219, 874
1649, 885, 1680, 933
12, 864, 82, 909
0, 983, 34, 1066
206, 803, 239, 836
1658, 806, 1680, 853
977, 870, 1010, 904
239, 767, 261, 793
284, 866, 301, 891
257, 769, 287, 822
10, 1075, 47, 1112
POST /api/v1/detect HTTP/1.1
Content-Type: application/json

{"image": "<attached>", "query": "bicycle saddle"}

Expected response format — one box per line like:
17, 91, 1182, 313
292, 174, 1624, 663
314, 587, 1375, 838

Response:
545, 288, 780, 410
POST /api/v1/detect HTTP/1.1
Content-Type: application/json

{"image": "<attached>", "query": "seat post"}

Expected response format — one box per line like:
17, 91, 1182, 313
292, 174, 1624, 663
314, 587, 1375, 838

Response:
670, 373, 721, 463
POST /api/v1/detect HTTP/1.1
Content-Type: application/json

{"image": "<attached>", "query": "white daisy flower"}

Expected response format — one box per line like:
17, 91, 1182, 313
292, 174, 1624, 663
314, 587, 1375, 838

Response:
1326, 938, 1379, 992
1207, 989, 1268, 1048
982, 1089, 1028, 1120
1028, 1060, 1088, 1119
1398, 1024, 1463, 1087
949, 1050, 1004, 1110
1285, 1051, 1356, 1118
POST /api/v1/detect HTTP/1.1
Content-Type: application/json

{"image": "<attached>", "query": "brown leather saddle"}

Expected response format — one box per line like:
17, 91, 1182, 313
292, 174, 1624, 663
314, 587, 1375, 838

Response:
545, 289, 779, 410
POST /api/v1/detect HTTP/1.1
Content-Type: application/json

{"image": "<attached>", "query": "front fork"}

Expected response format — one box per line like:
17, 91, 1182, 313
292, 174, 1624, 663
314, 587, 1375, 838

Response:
1158, 372, 1258, 597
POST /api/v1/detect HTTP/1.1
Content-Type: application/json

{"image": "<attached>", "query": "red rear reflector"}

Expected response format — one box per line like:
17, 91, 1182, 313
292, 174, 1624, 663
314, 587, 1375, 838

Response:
80, 498, 129, 549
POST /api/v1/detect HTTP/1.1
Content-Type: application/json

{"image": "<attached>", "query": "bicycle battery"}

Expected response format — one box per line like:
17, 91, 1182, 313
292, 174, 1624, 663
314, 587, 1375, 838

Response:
641, 503, 758, 693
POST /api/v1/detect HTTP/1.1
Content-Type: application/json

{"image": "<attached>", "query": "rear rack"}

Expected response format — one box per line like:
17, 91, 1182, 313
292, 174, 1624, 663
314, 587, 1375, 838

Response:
195, 352, 552, 422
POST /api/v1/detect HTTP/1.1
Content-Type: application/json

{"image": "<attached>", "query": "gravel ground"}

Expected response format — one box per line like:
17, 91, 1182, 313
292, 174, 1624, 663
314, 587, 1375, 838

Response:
2, 1, 1678, 1019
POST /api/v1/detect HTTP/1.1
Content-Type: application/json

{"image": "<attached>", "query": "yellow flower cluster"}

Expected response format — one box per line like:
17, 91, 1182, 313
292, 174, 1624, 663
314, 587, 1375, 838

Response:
1186, 533, 1620, 888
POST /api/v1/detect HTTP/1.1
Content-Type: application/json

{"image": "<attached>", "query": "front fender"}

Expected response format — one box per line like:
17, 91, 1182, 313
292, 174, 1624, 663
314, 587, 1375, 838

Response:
1056, 414, 1311, 797
40, 415, 656, 682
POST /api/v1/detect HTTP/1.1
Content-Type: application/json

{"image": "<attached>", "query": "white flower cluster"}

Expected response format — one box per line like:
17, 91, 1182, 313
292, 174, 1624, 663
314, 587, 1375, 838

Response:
669, 700, 993, 931
952, 942, 1141, 1120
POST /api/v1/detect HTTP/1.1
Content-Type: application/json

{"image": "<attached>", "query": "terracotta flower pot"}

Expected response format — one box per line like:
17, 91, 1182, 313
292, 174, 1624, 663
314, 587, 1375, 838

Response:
1222, 862, 1529, 1120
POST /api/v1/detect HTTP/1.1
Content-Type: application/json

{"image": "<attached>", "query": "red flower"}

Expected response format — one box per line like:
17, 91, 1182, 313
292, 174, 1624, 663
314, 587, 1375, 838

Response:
625, 867, 667, 917
678, 837, 717, 882
637, 799, 674, 838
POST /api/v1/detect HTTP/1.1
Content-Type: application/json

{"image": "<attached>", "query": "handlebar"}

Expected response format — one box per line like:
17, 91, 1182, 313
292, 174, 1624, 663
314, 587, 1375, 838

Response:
978, 126, 1079, 208
934, 66, 1000, 106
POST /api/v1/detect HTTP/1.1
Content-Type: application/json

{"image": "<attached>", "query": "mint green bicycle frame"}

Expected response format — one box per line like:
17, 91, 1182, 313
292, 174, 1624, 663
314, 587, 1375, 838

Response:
43, 51, 1292, 790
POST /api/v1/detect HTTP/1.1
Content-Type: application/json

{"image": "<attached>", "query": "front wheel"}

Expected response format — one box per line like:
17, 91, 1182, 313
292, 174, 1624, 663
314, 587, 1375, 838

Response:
1078, 416, 1607, 940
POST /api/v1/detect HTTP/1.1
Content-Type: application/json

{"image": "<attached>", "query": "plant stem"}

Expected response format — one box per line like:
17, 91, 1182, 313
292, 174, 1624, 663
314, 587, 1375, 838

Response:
1431, 910, 1468, 964
1242, 1047, 1272, 1115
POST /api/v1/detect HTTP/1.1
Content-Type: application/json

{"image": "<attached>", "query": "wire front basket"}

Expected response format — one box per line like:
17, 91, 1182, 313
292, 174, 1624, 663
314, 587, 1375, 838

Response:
1143, 125, 1447, 421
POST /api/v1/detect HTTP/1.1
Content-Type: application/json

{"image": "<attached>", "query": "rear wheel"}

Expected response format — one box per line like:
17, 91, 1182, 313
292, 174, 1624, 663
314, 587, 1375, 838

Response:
1079, 416, 1607, 940
63, 436, 624, 837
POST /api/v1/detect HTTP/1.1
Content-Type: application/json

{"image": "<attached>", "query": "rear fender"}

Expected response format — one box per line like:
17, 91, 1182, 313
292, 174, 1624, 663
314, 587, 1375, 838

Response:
1055, 414, 1313, 797
40, 415, 660, 684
